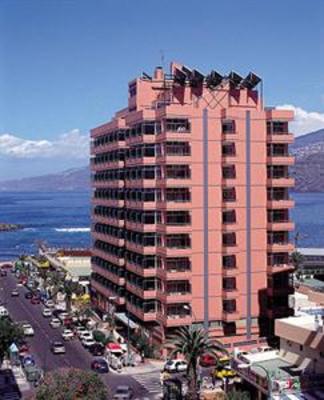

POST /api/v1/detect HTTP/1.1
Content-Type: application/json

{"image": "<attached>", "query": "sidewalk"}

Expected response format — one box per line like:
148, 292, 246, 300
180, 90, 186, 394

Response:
120, 359, 164, 374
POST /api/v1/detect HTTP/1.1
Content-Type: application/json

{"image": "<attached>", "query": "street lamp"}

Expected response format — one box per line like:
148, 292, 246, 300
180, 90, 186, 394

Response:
238, 362, 272, 400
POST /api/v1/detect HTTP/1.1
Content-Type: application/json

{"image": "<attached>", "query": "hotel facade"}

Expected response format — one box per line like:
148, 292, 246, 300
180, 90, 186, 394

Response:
90, 63, 295, 349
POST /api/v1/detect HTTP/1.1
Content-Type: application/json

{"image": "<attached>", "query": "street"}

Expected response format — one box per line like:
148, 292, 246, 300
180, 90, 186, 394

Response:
0, 272, 160, 399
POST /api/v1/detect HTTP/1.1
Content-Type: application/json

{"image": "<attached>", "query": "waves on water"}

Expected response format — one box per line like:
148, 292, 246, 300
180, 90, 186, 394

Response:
54, 227, 90, 233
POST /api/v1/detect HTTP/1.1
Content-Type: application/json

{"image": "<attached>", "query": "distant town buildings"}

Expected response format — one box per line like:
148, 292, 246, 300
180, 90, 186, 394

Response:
90, 63, 295, 349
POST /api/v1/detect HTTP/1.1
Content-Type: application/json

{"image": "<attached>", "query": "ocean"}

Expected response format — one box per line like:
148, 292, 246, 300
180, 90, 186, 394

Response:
0, 191, 322, 261
0, 192, 91, 261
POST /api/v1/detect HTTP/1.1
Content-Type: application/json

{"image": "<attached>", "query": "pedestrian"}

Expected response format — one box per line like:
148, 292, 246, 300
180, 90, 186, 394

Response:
211, 370, 216, 387
141, 350, 145, 363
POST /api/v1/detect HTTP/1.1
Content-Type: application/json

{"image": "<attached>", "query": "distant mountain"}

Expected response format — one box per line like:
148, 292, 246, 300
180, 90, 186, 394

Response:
291, 129, 324, 192
0, 128, 324, 192
0, 167, 90, 192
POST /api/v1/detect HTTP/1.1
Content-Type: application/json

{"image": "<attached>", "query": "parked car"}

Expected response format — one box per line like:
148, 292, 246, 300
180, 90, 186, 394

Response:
91, 358, 109, 373
62, 329, 74, 341
164, 360, 187, 373
45, 299, 55, 308
0, 269, 7, 277
89, 343, 105, 356
51, 341, 66, 354
200, 354, 217, 367
82, 337, 96, 348
0, 306, 9, 317
75, 326, 88, 337
11, 289, 19, 297
214, 365, 236, 380
42, 308, 52, 318
79, 331, 93, 341
18, 341, 29, 357
113, 386, 134, 400
31, 297, 41, 305
49, 318, 61, 328
22, 323, 34, 336
25, 292, 33, 299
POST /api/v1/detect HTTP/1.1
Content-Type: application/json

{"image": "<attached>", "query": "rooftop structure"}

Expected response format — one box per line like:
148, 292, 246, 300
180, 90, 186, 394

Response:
90, 62, 295, 349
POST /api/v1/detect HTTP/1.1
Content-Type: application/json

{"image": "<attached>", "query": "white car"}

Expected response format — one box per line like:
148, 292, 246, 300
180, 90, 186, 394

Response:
82, 337, 96, 348
22, 323, 34, 336
79, 331, 93, 341
75, 326, 88, 337
51, 341, 66, 354
113, 386, 134, 400
45, 300, 55, 308
62, 329, 74, 341
42, 308, 52, 318
0, 306, 9, 317
49, 318, 61, 328
164, 359, 187, 373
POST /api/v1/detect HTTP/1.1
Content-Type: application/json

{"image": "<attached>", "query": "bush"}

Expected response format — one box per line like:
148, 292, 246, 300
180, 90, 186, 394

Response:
92, 330, 106, 344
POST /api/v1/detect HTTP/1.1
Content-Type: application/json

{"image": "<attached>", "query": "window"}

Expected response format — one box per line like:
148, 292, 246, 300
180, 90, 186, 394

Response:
165, 188, 191, 202
166, 258, 191, 272
223, 255, 236, 269
165, 142, 191, 156
267, 144, 289, 157
267, 188, 289, 201
267, 121, 288, 134
267, 209, 289, 223
222, 165, 236, 179
223, 278, 236, 291
223, 299, 236, 313
223, 322, 236, 336
166, 281, 191, 295
165, 165, 191, 179
129, 83, 137, 97
222, 142, 236, 156
222, 210, 236, 224
222, 120, 235, 134
165, 118, 191, 132
166, 211, 191, 226
166, 234, 191, 249
299, 345, 303, 352
222, 187, 236, 202
222, 232, 236, 247
167, 304, 191, 318
267, 231, 289, 245
267, 166, 289, 179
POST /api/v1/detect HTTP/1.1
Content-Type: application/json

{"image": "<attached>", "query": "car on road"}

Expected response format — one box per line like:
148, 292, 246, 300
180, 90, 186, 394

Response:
62, 329, 74, 341
25, 292, 33, 299
44, 299, 55, 308
79, 331, 93, 341
22, 323, 34, 336
0, 306, 9, 317
200, 354, 217, 367
91, 358, 109, 373
11, 289, 19, 297
0, 269, 7, 277
82, 337, 96, 348
75, 326, 88, 337
49, 318, 61, 328
164, 359, 187, 373
42, 308, 52, 318
113, 386, 134, 400
51, 341, 66, 354
18, 342, 29, 357
214, 365, 236, 380
31, 296, 41, 305
89, 343, 105, 356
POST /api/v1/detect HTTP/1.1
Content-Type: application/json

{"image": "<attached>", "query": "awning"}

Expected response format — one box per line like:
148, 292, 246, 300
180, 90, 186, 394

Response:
114, 312, 139, 330
106, 343, 121, 351
9, 343, 19, 353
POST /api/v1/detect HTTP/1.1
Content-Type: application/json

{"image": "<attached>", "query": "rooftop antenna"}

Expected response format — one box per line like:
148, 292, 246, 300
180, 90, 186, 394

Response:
160, 49, 165, 70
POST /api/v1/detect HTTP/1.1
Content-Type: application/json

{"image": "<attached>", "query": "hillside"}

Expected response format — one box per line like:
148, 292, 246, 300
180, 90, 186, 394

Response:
0, 128, 324, 192
0, 167, 90, 192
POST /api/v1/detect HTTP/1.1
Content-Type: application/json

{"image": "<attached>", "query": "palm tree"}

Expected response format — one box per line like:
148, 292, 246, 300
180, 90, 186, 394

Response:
168, 325, 228, 399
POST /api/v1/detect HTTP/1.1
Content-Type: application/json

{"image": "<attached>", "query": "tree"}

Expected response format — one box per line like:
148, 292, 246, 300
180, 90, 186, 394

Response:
291, 250, 304, 281
0, 318, 24, 362
35, 368, 110, 400
226, 389, 251, 400
168, 325, 227, 400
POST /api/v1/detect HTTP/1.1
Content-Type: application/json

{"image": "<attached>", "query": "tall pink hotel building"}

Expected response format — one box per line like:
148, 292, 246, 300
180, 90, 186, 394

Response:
90, 63, 295, 350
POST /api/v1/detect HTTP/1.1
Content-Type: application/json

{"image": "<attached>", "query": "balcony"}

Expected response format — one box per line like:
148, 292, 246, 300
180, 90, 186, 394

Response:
267, 177, 295, 187
126, 282, 157, 299
267, 133, 294, 144
92, 264, 125, 286
125, 241, 157, 255
158, 291, 192, 303
267, 263, 295, 275
267, 199, 295, 209
92, 198, 125, 208
92, 231, 124, 248
267, 221, 295, 231
91, 280, 125, 305
267, 155, 295, 166
222, 289, 239, 299
92, 213, 125, 228
125, 261, 157, 278
92, 248, 124, 267
267, 242, 294, 253
126, 303, 158, 322
157, 268, 191, 281
159, 313, 192, 327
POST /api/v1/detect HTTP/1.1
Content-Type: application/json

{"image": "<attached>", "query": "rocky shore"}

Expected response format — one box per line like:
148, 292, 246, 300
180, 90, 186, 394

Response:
0, 223, 22, 232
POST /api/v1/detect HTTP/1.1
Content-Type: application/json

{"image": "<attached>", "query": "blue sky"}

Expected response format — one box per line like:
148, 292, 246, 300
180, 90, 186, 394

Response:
0, 0, 323, 179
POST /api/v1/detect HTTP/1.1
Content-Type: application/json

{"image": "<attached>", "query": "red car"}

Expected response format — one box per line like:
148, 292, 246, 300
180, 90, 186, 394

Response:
31, 297, 41, 305
200, 354, 217, 367
18, 343, 29, 357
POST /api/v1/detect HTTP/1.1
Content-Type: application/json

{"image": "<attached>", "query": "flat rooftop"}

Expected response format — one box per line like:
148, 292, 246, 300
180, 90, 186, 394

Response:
251, 357, 300, 380
300, 278, 324, 291
279, 314, 323, 332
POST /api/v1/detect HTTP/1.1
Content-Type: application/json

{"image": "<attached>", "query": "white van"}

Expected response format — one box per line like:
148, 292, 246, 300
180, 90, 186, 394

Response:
0, 306, 9, 317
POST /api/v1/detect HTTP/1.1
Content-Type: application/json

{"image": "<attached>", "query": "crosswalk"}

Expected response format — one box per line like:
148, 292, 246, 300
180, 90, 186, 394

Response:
131, 370, 162, 398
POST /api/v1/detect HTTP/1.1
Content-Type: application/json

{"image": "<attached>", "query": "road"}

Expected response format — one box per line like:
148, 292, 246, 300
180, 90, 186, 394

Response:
0, 272, 156, 399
